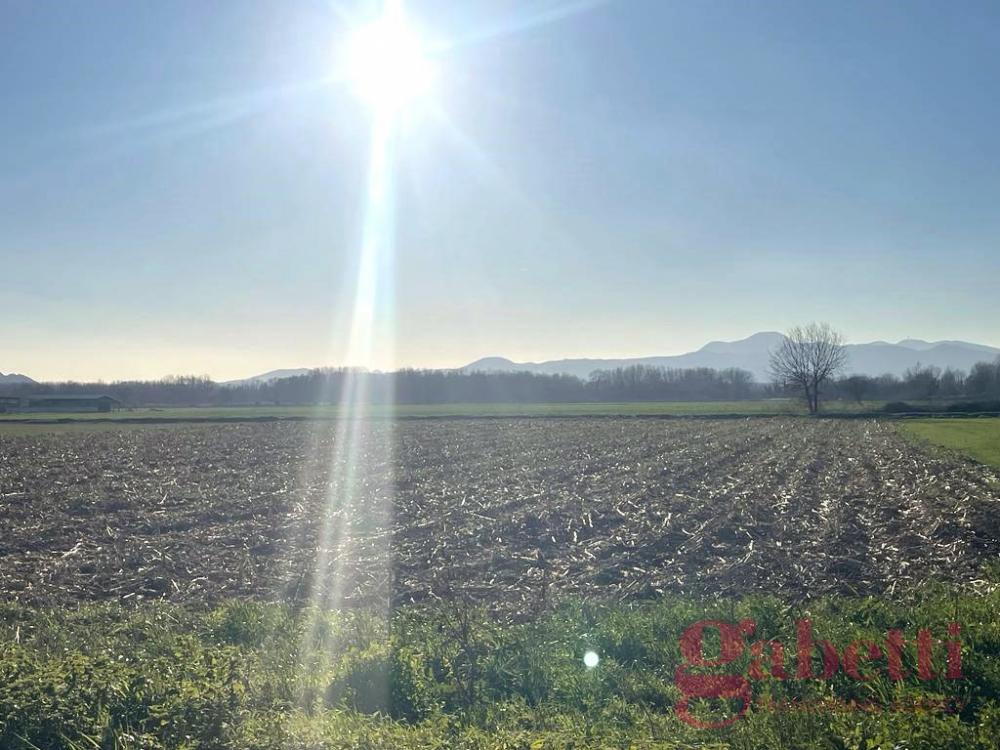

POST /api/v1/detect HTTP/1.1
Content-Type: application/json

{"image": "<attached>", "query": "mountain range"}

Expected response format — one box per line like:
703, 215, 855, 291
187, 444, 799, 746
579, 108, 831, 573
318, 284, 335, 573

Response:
460, 333, 1000, 381
7, 334, 999, 386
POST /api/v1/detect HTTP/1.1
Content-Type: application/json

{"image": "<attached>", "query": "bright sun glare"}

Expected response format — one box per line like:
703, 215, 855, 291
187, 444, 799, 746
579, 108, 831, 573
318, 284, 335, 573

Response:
346, 3, 435, 112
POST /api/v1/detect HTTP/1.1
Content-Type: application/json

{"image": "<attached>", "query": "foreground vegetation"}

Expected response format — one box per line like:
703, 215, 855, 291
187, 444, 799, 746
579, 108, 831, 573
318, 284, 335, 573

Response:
2, 585, 998, 750
898, 418, 1000, 471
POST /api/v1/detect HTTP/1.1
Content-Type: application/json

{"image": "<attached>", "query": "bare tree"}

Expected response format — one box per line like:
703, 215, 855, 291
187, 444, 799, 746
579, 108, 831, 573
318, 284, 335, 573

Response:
769, 323, 847, 414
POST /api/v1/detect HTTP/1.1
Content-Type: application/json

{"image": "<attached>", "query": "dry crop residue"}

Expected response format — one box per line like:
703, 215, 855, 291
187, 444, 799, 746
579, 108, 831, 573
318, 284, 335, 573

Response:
1, 418, 997, 608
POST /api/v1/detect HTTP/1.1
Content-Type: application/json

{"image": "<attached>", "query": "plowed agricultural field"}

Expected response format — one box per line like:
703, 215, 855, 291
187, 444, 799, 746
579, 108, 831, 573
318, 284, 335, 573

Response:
1, 418, 998, 608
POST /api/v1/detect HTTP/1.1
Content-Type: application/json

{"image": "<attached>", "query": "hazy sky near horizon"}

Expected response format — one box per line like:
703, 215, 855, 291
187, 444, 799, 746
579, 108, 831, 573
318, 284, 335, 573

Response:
3, 0, 999, 381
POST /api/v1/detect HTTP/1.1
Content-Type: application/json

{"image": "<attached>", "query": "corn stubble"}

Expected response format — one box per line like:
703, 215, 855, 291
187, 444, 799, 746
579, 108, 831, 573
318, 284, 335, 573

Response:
0, 418, 997, 609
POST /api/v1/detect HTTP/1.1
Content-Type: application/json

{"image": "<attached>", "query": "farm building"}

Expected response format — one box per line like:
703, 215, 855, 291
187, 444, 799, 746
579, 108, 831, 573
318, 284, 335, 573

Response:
2, 394, 122, 413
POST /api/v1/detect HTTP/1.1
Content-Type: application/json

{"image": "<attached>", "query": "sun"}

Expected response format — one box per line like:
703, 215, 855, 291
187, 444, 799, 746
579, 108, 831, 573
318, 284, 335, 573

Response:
346, 3, 435, 113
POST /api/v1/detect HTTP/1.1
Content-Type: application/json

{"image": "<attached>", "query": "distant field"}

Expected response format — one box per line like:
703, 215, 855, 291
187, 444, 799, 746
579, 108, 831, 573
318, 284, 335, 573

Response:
0, 398, 887, 425
898, 417, 1000, 470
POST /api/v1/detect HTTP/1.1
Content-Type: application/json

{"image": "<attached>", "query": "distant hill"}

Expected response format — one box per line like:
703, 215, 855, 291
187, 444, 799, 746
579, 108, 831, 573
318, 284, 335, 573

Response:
0, 372, 35, 384
462, 333, 1000, 381
220, 334, 1000, 386
221, 368, 314, 386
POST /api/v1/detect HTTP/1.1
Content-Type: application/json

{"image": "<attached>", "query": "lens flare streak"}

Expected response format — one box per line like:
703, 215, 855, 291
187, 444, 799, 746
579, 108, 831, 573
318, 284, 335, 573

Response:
299, 102, 400, 689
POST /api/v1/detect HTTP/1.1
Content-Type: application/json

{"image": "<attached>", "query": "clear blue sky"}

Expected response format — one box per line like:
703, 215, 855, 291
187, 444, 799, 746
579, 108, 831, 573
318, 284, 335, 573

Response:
2, 0, 998, 381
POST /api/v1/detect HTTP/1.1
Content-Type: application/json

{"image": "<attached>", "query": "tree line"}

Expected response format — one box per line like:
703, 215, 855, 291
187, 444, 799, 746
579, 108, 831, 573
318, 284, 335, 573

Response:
2, 354, 999, 408
0, 366, 757, 406
830, 361, 1000, 403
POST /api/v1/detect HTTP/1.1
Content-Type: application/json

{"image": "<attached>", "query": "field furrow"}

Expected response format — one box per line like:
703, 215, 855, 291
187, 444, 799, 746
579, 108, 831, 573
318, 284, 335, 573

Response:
1, 418, 997, 608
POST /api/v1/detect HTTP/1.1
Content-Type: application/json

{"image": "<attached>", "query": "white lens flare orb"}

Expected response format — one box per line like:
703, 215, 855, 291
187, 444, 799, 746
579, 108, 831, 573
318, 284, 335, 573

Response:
583, 650, 600, 669
346, 5, 435, 112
